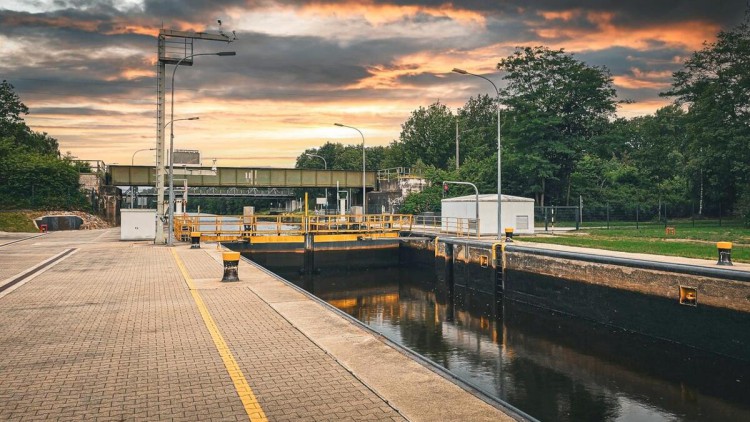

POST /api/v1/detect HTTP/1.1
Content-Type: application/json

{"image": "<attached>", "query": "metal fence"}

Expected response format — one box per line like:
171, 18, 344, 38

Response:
534, 201, 743, 231
580, 201, 742, 229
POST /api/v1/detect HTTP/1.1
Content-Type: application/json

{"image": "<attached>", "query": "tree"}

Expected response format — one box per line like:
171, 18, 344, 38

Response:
456, 95, 496, 165
663, 15, 750, 217
0, 80, 59, 156
0, 83, 83, 209
0, 80, 28, 125
395, 101, 456, 169
498, 46, 618, 206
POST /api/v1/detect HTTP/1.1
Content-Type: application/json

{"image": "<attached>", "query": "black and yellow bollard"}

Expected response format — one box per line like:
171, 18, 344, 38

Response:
504, 227, 514, 242
221, 252, 241, 282
717, 242, 733, 266
190, 232, 201, 249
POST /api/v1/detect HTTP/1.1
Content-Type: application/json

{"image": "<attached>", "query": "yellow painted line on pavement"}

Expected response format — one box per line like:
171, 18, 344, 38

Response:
171, 248, 268, 422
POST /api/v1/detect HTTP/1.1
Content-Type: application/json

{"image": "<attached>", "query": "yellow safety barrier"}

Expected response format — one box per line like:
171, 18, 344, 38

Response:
173, 214, 416, 243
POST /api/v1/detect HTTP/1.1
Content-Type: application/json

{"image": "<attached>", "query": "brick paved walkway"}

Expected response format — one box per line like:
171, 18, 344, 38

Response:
0, 230, 513, 421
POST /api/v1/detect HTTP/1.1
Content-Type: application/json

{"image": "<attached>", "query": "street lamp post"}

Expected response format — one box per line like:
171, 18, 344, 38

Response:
334, 123, 366, 214
453, 68, 502, 239
167, 51, 235, 246
305, 153, 328, 211
130, 148, 156, 208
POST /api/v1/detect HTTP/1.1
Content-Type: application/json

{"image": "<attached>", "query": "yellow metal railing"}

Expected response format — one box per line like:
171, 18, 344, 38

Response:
174, 214, 415, 242
174, 213, 479, 241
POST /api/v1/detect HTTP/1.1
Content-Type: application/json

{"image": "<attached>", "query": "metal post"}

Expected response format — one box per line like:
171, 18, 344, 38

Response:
636, 204, 640, 230
606, 203, 610, 229
305, 153, 327, 211
455, 119, 460, 170
155, 28, 236, 244
334, 123, 366, 214
579, 195, 583, 227
496, 90, 502, 239
168, 52, 235, 246
155, 39, 166, 243
451, 68, 502, 239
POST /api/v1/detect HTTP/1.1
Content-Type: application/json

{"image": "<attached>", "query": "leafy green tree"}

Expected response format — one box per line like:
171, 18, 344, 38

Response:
663, 15, 750, 217
456, 95, 496, 165
0, 80, 59, 156
0, 82, 83, 209
395, 102, 456, 169
0, 80, 28, 125
295, 142, 387, 171
498, 46, 618, 206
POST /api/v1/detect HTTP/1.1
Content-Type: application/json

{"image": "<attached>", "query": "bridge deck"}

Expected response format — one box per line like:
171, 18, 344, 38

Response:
109, 165, 377, 188
0, 229, 512, 421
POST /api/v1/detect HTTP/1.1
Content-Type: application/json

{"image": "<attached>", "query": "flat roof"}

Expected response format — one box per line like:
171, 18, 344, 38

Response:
441, 193, 535, 203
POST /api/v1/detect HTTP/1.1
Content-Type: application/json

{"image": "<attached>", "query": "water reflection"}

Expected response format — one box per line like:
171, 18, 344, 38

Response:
278, 267, 750, 421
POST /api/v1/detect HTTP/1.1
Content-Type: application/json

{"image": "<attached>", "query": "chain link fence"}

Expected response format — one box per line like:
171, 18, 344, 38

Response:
535, 200, 742, 231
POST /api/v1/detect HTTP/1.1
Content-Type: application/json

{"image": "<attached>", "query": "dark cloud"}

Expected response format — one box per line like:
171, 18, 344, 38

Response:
0, 0, 744, 118
574, 46, 684, 74
142, 0, 250, 21
31, 106, 147, 116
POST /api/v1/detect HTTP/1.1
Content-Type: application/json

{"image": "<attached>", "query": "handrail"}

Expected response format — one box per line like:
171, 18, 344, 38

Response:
173, 213, 478, 241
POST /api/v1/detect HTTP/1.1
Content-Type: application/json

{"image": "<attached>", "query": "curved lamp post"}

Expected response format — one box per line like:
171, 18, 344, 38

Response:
167, 51, 235, 246
334, 123, 366, 214
452, 68, 502, 239
130, 148, 156, 208
305, 153, 328, 210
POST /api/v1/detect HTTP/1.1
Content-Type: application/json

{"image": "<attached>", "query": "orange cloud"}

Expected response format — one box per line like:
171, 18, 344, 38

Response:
534, 9, 718, 51
351, 41, 514, 92
297, 1, 486, 27
618, 98, 673, 118
539, 10, 577, 22
613, 75, 670, 90
613, 67, 673, 90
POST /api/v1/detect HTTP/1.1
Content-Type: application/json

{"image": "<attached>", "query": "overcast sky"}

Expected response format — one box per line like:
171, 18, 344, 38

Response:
0, 0, 745, 166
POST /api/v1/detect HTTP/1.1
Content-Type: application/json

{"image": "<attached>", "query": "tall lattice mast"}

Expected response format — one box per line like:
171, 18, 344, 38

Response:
154, 28, 233, 244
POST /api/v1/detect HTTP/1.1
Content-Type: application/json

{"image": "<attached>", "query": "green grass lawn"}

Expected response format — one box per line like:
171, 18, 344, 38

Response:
525, 220, 749, 262
0, 212, 38, 232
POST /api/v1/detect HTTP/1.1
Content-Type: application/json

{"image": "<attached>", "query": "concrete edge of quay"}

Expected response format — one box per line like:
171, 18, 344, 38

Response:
202, 244, 532, 422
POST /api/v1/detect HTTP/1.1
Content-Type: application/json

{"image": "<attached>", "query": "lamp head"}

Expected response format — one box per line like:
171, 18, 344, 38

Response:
217, 51, 236, 56
334, 123, 344, 127
187, 117, 199, 121
452, 68, 468, 74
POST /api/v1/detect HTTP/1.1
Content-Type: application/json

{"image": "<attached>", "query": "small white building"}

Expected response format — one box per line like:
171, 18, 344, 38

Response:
441, 194, 535, 235
120, 209, 157, 241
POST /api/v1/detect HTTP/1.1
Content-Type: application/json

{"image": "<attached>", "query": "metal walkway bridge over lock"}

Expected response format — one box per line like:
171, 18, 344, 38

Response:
109, 165, 377, 189
174, 214, 415, 243
174, 213, 481, 243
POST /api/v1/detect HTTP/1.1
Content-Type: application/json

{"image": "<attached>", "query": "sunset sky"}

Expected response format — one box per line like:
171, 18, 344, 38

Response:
0, 1, 745, 167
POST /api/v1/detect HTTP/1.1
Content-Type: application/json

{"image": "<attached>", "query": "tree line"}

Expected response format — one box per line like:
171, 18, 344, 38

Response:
0, 81, 88, 210
296, 17, 750, 222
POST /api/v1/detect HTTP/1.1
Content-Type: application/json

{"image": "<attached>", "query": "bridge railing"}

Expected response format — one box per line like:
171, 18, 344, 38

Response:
173, 214, 415, 241
409, 215, 480, 238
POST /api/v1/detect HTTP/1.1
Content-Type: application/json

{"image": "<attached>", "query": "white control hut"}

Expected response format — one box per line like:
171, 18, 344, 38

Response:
441, 194, 535, 236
